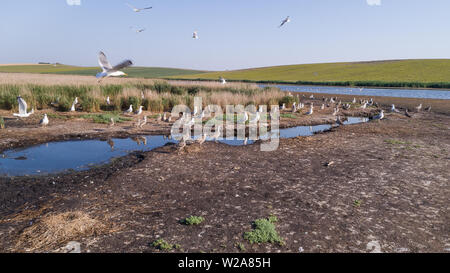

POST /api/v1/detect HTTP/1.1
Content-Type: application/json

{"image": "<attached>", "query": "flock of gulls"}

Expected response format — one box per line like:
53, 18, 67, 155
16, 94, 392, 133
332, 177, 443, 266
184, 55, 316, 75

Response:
9, 4, 432, 151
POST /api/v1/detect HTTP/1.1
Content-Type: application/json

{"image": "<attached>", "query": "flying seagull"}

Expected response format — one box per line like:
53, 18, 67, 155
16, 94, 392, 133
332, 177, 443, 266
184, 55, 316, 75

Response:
96, 51, 133, 82
126, 3, 152, 12
13, 96, 34, 117
192, 31, 199, 39
130, 26, 146, 33
279, 16, 290, 28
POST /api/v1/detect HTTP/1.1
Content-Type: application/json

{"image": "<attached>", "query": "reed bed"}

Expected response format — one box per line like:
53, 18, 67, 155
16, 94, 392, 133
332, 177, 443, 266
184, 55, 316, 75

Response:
0, 73, 289, 113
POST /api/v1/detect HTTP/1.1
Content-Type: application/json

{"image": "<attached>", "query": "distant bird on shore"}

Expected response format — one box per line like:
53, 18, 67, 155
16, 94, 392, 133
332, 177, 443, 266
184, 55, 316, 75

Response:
192, 31, 199, 39
292, 102, 297, 113
336, 116, 344, 126
110, 117, 115, 127
279, 16, 290, 28
424, 106, 432, 112
126, 3, 152, 12
125, 104, 133, 114
306, 103, 314, 115
281, 103, 286, 110
13, 96, 34, 118
135, 105, 143, 115
220, 76, 227, 84
212, 126, 222, 142
321, 104, 325, 110
391, 104, 400, 113
40, 114, 49, 127
96, 51, 133, 82
139, 116, 147, 128
352, 98, 356, 104
405, 109, 413, 118
371, 110, 384, 121
243, 137, 248, 145
360, 102, 367, 109
70, 97, 78, 112
106, 96, 111, 105
197, 134, 207, 145
415, 104, 422, 112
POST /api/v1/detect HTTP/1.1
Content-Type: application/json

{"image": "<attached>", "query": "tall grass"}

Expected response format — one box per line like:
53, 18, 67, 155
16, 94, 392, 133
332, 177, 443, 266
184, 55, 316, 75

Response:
0, 75, 286, 113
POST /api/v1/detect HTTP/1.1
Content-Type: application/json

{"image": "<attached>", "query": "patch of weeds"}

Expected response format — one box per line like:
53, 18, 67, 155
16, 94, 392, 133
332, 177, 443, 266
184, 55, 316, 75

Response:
236, 243, 246, 252
80, 113, 131, 124
384, 139, 411, 145
151, 239, 179, 251
244, 215, 284, 245
0, 117, 4, 129
353, 200, 362, 207
181, 216, 205, 225
281, 113, 297, 119
47, 113, 70, 120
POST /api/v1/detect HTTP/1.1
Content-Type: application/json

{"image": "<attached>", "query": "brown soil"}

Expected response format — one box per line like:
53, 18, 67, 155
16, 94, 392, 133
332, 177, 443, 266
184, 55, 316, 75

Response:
0, 102, 449, 253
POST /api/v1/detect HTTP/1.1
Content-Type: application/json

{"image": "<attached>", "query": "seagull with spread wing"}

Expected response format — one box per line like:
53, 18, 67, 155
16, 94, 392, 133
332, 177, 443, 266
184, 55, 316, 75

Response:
126, 3, 152, 12
279, 16, 290, 28
13, 96, 34, 118
192, 31, 199, 39
96, 52, 133, 82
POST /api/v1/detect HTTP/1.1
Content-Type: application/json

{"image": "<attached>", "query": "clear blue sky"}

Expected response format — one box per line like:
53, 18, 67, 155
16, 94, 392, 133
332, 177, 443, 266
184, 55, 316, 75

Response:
0, 0, 449, 70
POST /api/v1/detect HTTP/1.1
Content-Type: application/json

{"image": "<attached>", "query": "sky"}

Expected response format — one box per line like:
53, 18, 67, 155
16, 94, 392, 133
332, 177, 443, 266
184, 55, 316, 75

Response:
0, 0, 449, 70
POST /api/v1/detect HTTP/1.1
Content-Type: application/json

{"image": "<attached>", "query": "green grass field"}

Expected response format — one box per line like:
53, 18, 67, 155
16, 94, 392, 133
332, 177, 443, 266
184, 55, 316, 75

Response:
168, 59, 450, 88
2, 59, 450, 88
0, 64, 206, 79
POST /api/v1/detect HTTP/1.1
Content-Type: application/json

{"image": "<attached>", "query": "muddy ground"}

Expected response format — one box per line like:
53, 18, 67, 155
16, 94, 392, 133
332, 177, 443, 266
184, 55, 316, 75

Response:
0, 100, 449, 253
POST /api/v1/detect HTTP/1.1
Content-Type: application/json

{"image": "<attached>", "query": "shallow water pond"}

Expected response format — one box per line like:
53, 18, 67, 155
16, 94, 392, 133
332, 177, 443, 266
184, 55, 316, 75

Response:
0, 118, 367, 176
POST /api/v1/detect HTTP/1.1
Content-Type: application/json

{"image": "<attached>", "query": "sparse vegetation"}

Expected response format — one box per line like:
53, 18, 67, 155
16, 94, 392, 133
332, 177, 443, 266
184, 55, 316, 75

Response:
181, 215, 205, 225
0, 117, 4, 129
244, 215, 284, 245
384, 139, 412, 145
151, 239, 179, 251
353, 200, 362, 207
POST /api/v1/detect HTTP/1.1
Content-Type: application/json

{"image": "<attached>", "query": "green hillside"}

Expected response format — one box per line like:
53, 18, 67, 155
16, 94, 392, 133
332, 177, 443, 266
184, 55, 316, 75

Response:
168, 59, 450, 88
0, 64, 206, 79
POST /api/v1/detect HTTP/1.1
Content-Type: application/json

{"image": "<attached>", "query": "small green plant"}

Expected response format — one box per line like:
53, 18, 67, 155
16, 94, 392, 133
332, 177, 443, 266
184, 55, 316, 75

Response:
182, 215, 205, 225
236, 243, 246, 252
0, 117, 5, 129
354, 200, 362, 207
281, 113, 297, 119
384, 139, 411, 145
244, 216, 284, 245
151, 239, 178, 251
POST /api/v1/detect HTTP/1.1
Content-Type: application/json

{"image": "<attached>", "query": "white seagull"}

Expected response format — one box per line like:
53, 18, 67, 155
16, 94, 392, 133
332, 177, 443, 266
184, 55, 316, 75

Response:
126, 3, 152, 12
220, 76, 226, 84
135, 105, 143, 115
371, 110, 384, 121
391, 104, 400, 113
96, 51, 133, 82
125, 104, 133, 114
279, 16, 290, 28
106, 96, 111, 105
192, 31, 199, 39
40, 114, 49, 127
306, 103, 314, 115
13, 96, 34, 117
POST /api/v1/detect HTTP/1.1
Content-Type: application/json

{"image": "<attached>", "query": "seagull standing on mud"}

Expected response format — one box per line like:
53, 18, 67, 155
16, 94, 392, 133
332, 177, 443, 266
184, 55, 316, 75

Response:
40, 114, 49, 127
279, 16, 290, 28
416, 104, 422, 112
306, 103, 314, 115
391, 104, 400, 113
125, 104, 133, 114
139, 116, 147, 128
371, 110, 384, 121
96, 52, 133, 82
106, 96, 111, 105
13, 96, 34, 118
135, 106, 143, 115
126, 3, 152, 12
